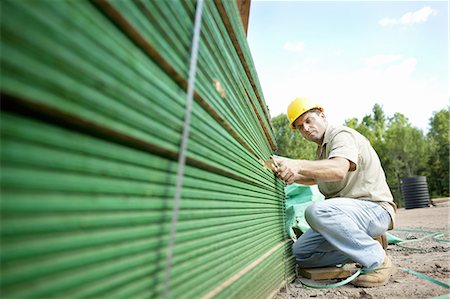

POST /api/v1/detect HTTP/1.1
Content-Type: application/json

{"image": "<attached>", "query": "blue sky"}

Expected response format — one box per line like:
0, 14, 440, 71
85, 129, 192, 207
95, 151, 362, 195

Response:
247, 1, 448, 131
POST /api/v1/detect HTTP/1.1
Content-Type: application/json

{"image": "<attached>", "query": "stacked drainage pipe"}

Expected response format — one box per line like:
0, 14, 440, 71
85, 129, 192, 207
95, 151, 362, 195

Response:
0, 0, 295, 298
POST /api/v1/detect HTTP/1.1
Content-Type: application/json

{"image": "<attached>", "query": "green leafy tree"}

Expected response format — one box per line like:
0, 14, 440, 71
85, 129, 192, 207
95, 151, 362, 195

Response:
385, 113, 429, 176
382, 113, 430, 205
426, 108, 449, 197
345, 105, 430, 207
345, 104, 386, 148
271, 114, 316, 160
344, 104, 388, 171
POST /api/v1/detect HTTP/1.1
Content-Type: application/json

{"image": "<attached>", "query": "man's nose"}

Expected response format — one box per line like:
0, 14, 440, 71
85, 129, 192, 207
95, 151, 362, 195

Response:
303, 123, 311, 132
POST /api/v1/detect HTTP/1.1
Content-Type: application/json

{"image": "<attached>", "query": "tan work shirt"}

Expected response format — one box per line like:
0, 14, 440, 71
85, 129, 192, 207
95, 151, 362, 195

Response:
316, 124, 397, 229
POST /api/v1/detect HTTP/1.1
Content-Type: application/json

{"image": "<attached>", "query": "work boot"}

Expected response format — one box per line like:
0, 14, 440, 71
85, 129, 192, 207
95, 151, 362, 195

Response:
351, 255, 396, 287
373, 234, 388, 250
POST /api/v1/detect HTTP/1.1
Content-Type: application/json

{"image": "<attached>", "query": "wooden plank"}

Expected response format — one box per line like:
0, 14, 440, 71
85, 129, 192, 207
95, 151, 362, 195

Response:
235, 0, 251, 35
214, 0, 277, 152
93, 0, 263, 162
298, 265, 358, 280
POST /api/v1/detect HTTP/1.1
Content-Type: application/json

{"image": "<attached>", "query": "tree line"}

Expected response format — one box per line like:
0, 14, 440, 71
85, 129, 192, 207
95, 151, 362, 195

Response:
271, 104, 449, 207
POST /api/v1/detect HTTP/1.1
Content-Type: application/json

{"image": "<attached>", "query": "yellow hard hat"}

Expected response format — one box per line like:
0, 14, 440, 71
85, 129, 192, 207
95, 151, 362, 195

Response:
287, 97, 323, 129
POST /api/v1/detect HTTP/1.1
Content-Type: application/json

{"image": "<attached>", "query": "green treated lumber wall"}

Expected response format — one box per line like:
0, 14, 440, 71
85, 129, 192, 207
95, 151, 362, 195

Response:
0, 0, 295, 298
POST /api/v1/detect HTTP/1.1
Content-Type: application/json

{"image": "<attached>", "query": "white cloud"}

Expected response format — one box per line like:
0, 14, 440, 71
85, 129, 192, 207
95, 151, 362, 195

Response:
379, 6, 437, 26
283, 41, 305, 52
365, 54, 404, 68
385, 57, 417, 76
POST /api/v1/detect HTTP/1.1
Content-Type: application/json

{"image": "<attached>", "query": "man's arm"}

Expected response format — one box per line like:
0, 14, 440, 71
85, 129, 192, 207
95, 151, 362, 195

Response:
293, 174, 317, 185
273, 156, 351, 185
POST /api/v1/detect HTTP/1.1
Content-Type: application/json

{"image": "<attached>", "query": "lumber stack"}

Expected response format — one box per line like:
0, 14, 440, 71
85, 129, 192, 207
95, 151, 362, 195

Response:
0, 1, 295, 298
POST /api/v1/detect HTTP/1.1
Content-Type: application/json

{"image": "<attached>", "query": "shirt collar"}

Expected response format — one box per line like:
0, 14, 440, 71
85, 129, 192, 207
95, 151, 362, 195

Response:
321, 123, 334, 146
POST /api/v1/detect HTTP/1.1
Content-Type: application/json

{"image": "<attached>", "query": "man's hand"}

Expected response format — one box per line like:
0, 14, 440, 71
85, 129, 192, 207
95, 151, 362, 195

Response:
273, 157, 302, 185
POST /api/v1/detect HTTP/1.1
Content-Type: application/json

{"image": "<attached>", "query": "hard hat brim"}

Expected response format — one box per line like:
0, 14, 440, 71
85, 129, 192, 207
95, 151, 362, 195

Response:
289, 107, 323, 129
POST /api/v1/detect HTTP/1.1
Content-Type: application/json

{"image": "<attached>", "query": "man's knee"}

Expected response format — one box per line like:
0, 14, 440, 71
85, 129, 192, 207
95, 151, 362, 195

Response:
292, 239, 302, 257
292, 241, 322, 268
305, 201, 341, 231
304, 203, 316, 224
292, 238, 310, 259
304, 202, 326, 230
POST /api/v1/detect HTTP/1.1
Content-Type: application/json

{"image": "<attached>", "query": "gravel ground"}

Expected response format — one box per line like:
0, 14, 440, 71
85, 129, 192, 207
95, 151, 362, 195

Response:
275, 201, 450, 299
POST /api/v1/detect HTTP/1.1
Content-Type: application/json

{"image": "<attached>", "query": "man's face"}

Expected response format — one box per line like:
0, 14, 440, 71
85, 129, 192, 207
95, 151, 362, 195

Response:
293, 110, 327, 144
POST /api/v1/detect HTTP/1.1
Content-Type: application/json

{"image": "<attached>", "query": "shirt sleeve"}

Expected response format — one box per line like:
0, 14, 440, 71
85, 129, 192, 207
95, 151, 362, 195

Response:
327, 131, 359, 167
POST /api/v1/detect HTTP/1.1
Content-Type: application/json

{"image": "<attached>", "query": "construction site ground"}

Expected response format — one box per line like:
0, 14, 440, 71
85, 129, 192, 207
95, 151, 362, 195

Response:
276, 199, 450, 299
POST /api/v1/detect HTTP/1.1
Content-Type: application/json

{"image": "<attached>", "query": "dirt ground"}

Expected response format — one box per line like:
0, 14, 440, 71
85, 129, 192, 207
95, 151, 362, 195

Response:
276, 199, 450, 299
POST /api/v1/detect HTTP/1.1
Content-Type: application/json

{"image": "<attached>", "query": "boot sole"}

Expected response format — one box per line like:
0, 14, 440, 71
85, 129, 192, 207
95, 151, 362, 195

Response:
351, 268, 396, 288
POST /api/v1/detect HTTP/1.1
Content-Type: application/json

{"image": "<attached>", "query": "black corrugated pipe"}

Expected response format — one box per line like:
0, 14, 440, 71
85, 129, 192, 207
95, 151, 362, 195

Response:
400, 176, 431, 209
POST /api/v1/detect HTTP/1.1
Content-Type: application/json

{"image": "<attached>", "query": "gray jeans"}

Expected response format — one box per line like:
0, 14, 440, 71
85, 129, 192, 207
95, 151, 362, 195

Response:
292, 198, 391, 270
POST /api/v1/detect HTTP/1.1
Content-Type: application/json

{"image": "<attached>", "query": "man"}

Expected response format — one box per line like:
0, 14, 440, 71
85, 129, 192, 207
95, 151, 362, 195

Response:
273, 97, 397, 287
